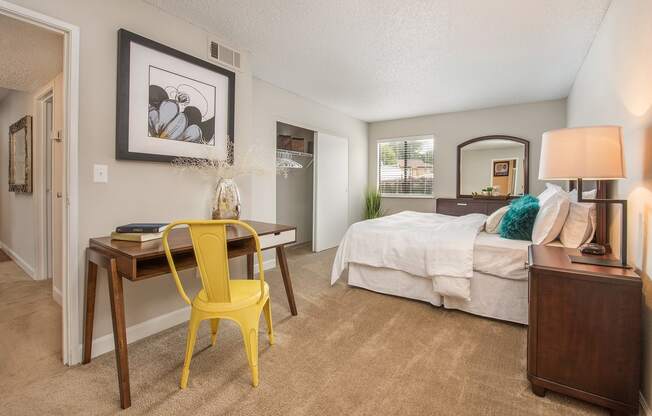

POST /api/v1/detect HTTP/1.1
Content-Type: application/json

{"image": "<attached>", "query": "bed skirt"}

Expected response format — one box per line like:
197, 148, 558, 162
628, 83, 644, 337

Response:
347, 263, 528, 325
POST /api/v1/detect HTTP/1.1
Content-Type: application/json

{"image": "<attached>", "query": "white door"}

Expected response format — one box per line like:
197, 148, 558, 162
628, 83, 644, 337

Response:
313, 133, 348, 252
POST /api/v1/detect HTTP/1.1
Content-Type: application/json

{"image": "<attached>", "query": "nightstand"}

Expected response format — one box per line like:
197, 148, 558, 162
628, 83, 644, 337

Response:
527, 245, 641, 416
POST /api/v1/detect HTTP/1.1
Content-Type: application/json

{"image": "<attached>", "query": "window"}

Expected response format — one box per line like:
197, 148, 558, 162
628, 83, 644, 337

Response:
377, 136, 434, 197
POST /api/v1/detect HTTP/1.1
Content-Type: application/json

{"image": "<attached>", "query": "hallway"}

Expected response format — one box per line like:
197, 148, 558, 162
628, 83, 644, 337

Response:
0, 252, 63, 396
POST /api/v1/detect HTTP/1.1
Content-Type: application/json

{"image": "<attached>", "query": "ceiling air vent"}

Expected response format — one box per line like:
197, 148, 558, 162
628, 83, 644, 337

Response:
208, 39, 241, 71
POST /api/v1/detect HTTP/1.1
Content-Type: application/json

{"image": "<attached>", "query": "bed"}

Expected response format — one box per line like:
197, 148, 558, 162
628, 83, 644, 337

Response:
331, 211, 562, 325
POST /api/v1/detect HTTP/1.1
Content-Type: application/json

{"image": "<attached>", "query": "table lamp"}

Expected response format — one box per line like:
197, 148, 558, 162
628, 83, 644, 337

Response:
539, 126, 629, 268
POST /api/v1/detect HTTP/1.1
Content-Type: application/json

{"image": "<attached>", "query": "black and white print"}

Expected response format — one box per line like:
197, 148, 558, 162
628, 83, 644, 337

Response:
116, 29, 235, 162
148, 66, 216, 145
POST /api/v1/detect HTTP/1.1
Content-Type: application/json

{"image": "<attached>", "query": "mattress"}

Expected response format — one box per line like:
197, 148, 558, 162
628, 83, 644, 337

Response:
473, 232, 531, 280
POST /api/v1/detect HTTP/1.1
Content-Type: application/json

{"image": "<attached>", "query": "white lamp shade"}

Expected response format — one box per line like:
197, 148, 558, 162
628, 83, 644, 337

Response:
539, 126, 626, 180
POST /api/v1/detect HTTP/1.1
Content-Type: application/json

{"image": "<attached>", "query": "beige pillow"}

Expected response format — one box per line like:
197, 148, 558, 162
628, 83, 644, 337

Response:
560, 201, 596, 248
532, 191, 570, 245
485, 206, 509, 234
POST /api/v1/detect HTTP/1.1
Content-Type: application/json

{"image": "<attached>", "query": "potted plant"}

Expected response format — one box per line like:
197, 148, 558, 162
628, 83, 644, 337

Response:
365, 188, 384, 219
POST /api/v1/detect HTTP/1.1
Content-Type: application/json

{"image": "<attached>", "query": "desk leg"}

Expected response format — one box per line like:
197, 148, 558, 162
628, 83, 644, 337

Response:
276, 245, 297, 316
247, 254, 254, 279
107, 259, 131, 409
82, 252, 98, 364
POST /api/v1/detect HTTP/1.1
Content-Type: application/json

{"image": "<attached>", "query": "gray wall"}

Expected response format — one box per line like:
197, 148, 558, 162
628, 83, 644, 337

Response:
253, 78, 368, 229
0, 90, 36, 274
368, 99, 567, 214
566, 0, 652, 405
6, 0, 369, 356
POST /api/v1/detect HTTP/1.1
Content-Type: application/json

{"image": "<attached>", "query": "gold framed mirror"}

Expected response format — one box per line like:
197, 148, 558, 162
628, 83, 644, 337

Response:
9, 115, 33, 194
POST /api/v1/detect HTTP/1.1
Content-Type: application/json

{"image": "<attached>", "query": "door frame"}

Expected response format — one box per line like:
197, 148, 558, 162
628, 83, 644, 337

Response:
0, 0, 80, 366
34, 85, 54, 283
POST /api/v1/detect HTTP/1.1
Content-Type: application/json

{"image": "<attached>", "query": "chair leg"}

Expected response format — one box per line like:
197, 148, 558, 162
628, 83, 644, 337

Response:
238, 317, 260, 387
180, 309, 201, 389
263, 299, 274, 345
210, 318, 220, 346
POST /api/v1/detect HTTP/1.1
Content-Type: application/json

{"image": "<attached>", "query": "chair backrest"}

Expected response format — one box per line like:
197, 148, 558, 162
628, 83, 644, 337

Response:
163, 220, 265, 305
188, 222, 232, 303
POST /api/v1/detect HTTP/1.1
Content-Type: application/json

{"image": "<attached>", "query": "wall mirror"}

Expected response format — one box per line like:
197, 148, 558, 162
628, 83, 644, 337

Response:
457, 135, 529, 198
9, 115, 33, 193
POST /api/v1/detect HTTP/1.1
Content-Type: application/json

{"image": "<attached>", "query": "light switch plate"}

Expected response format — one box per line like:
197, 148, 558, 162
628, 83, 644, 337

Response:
93, 164, 108, 183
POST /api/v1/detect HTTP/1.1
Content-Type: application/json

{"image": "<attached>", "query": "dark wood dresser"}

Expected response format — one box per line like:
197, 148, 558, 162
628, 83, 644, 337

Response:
527, 245, 641, 416
436, 197, 510, 216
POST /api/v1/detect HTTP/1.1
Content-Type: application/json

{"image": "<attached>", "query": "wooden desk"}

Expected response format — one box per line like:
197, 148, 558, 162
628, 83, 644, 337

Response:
83, 221, 297, 409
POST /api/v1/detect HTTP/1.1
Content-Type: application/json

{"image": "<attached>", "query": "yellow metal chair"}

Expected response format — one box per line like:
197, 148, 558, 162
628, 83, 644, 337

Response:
162, 220, 274, 389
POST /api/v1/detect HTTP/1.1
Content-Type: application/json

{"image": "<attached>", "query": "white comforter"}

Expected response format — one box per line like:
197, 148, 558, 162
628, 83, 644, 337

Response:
331, 211, 486, 300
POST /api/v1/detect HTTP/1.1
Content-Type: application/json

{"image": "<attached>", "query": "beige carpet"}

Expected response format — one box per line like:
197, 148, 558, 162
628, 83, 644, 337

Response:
0, 245, 607, 415
0, 260, 64, 400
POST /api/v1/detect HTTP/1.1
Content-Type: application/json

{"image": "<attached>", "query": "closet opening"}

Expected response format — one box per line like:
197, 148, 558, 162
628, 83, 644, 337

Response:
276, 121, 315, 251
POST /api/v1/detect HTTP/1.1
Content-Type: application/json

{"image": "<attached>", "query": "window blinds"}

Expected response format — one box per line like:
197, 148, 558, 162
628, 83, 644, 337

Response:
377, 137, 434, 196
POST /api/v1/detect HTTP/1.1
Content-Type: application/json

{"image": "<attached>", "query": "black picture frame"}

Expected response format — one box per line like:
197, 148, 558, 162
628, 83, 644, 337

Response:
493, 161, 510, 177
116, 29, 235, 163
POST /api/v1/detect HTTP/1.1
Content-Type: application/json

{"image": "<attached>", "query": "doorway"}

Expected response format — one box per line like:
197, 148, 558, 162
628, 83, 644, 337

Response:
0, 1, 80, 366
275, 121, 349, 253
276, 121, 315, 249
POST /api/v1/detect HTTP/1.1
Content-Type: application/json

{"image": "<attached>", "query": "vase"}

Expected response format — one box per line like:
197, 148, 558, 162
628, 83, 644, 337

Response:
212, 178, 241, 220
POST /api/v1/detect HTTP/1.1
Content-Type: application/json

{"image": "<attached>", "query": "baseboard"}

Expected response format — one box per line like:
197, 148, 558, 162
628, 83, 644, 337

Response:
0, 240, 36, 279
52, 285, 62, 306
78, 258, 277, 361
85, 305, 192, 359
255, 258, 276, 274
641, 392, 652, 416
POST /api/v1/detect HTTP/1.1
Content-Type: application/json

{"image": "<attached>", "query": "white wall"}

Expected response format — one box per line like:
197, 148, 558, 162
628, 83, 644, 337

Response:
368, 99, 567, 214
0, 90, 36, 276
566, 0, 652, 407
253, 78, 368, 228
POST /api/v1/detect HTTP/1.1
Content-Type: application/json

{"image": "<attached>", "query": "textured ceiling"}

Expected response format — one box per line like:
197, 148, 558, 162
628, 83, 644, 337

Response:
0, 14, 63, 92
145, 0, 611, 122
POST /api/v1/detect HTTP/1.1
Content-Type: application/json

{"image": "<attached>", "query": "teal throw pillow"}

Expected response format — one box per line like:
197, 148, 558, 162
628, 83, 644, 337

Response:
499, 195, 540, 241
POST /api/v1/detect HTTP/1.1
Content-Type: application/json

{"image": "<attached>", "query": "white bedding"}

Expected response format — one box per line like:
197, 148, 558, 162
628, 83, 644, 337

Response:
474, 232, 531, 280
331, 211, 486, 300
348, 264, 529, 324
331, 211, 535, 301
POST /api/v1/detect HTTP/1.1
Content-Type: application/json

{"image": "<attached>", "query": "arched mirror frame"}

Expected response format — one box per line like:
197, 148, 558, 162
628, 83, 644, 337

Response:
456, 135, 529, 198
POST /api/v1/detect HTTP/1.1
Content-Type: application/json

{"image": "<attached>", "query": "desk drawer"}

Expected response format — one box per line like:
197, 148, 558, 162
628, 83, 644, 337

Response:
259, 229, 296, 249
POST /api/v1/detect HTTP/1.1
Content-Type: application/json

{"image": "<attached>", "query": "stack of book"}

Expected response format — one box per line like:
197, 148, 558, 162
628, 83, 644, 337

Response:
111, 223, 169, 242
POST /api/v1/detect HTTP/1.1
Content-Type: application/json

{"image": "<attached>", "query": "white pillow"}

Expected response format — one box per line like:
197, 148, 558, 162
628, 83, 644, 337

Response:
568, 187, 597, 202
537, 185, 561, 206
560, 202, 595, 248
485, 205, 509, 234
532, 190, 570, 245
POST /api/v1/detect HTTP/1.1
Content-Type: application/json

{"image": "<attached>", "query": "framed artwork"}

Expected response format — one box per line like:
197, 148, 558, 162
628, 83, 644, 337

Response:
116, 29, 235, 163
9, 116, 33, 193
493, 161, 510, 177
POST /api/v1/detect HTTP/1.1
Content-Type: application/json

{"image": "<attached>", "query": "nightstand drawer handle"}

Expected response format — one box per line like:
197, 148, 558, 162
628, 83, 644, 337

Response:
456, 203, 468, 206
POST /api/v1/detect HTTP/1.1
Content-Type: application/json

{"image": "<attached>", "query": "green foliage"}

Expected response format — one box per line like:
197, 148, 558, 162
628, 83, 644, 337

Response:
364, 189, 384, 219
499, 195, 540, 241
380, 145, 397, 166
